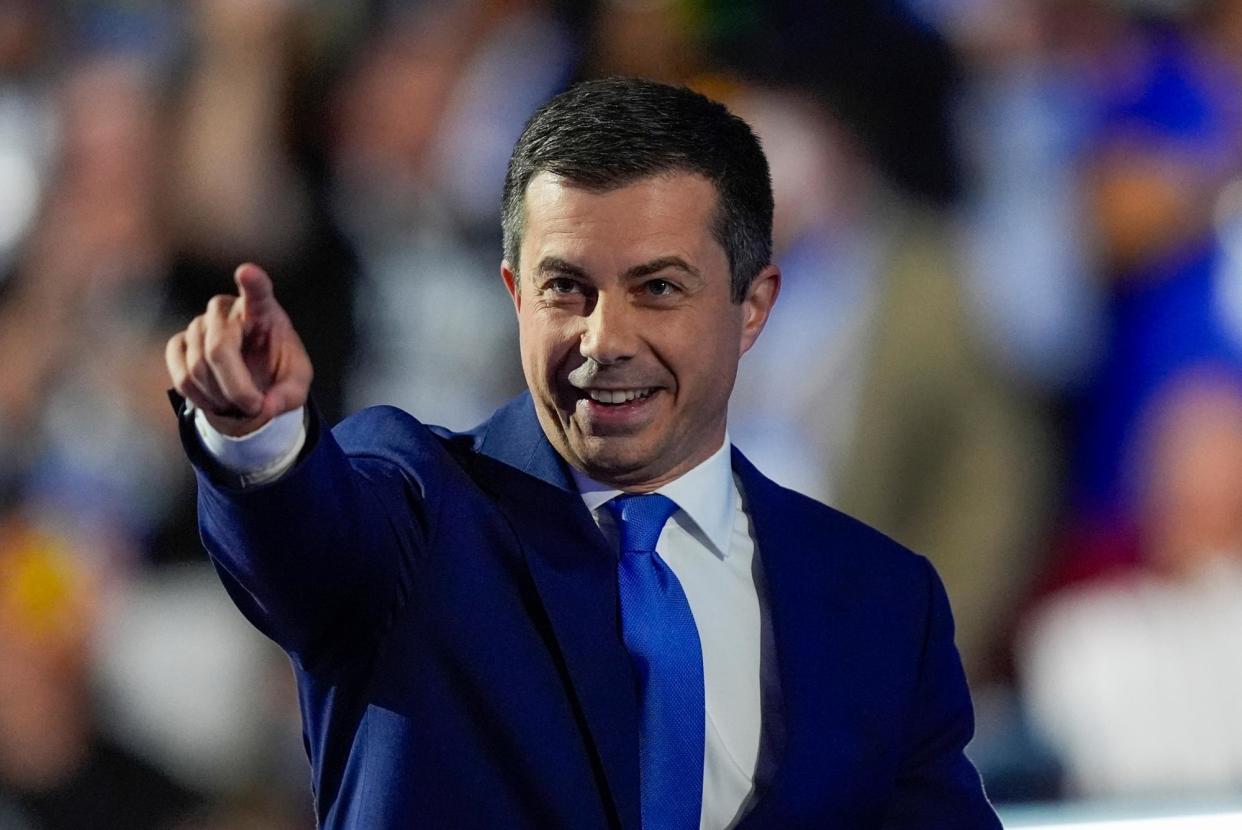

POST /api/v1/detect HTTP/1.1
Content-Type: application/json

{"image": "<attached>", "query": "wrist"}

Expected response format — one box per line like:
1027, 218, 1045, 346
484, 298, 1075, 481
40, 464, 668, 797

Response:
202, 408, 274, 438
194, 405, 307, 485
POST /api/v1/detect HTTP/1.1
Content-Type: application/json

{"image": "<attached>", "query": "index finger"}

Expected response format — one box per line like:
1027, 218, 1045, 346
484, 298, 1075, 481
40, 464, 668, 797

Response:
234, 263, 276, 319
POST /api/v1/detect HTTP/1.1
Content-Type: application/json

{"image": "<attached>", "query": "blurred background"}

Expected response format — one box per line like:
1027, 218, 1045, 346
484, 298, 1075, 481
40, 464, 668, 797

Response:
2, 0, 1242, 826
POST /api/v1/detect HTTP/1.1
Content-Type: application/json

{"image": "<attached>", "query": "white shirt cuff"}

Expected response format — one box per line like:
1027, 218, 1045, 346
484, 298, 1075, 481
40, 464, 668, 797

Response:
193, 406, 307, 486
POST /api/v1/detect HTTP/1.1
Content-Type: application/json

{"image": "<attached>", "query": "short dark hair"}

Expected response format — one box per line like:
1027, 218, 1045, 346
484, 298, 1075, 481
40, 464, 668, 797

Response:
502, 77, 774, 303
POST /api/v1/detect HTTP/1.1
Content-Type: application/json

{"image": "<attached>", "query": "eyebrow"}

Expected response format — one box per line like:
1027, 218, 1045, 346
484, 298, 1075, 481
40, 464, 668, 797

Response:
533, 255, 702, 281
624, 256, 701, 281
534, 256, 589, 279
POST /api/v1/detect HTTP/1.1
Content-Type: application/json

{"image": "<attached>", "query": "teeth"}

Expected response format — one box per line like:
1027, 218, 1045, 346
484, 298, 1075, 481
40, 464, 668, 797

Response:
587, 388, 653, 404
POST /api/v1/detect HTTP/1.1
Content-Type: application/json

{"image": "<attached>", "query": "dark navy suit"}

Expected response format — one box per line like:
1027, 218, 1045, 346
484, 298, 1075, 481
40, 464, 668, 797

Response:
182, 392, 1000, 828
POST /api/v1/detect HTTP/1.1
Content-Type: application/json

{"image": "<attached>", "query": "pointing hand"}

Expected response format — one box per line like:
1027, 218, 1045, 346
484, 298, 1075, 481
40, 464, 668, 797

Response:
166, 263, 312, 436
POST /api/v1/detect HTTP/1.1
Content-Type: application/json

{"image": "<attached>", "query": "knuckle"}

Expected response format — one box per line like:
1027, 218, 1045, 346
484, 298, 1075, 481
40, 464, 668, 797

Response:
203, 337, 229, 365
207, 294, 233, 314
187, 356, 211, 385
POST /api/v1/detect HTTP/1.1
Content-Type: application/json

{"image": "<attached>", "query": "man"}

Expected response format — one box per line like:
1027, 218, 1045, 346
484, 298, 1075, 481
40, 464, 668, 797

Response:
166, 78, 1000, 829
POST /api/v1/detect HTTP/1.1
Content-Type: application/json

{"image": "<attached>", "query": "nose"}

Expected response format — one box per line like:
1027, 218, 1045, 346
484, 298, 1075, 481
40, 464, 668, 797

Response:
579, 294, 638, 366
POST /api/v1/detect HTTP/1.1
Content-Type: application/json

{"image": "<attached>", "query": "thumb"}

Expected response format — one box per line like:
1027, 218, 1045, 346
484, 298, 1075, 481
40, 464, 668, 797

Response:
234, 263, 278, 324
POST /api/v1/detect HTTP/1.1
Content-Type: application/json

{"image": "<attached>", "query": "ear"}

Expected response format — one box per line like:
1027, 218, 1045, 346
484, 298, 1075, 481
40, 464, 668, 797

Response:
501, 261, 521, 314
738, 264, 781, 356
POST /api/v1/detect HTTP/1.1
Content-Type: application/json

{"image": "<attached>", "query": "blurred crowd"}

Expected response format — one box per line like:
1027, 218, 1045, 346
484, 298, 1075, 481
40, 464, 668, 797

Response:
3, 0, 1242, 826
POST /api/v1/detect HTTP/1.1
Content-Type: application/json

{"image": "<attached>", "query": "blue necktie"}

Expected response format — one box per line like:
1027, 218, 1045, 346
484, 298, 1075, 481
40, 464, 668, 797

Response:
607, 493, 705, 829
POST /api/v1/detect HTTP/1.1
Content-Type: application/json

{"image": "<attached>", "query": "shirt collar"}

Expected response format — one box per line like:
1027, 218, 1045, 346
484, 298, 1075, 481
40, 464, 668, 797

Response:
570, 437, 737, 560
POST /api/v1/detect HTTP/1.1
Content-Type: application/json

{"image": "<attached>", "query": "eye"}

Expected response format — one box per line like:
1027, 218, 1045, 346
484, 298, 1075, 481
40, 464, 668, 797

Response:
548, 277, 582, 295
644, 278, 678, 296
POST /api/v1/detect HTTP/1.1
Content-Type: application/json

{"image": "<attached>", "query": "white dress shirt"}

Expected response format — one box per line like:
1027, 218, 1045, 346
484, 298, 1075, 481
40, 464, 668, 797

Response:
194, 407, 770, 829
571, 440, 768, 829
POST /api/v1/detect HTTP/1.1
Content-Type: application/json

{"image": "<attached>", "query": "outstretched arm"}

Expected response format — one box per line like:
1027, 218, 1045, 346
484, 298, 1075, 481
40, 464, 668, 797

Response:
166, 265, 421, 666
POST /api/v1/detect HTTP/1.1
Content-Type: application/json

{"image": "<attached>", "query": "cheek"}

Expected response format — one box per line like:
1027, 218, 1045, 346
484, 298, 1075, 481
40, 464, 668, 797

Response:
683, 324, 742, 407
519, 313, 579, 383
688, 312, 741, 371
516, 319, 547, 389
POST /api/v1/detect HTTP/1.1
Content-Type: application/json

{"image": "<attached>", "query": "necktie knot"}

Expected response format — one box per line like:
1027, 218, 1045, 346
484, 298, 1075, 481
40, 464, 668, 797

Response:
606, 493, 678, 555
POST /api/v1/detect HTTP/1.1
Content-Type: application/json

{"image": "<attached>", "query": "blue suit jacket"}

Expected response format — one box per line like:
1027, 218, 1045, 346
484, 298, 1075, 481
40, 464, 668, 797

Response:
184, 392, 1000, 829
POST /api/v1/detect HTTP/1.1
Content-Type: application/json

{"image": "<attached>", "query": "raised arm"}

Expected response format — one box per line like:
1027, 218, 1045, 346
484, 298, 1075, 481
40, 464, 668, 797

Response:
165, 264, 420, 666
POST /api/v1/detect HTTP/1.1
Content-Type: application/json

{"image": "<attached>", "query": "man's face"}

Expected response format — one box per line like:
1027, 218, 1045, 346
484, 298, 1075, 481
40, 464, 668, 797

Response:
503, 171, 779, 490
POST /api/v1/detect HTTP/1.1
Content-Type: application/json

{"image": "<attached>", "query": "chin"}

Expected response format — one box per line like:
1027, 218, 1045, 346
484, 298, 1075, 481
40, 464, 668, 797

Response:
571, 438, 657, 485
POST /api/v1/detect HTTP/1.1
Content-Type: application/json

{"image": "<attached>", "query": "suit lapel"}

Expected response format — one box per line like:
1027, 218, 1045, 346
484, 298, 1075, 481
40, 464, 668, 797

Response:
730, 448, 870, 824
475, 394, 641, 829
471, 400, 872, 824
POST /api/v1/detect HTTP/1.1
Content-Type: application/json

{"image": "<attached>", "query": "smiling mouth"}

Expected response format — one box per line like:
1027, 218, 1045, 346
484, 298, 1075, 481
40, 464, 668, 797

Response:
583, 388, 656, 405
569, 387, 663, 428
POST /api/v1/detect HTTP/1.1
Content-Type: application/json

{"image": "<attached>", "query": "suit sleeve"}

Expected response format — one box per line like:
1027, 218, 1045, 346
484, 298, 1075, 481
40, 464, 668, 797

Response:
180, 402, 431, 669
881, 558, 1002, 828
